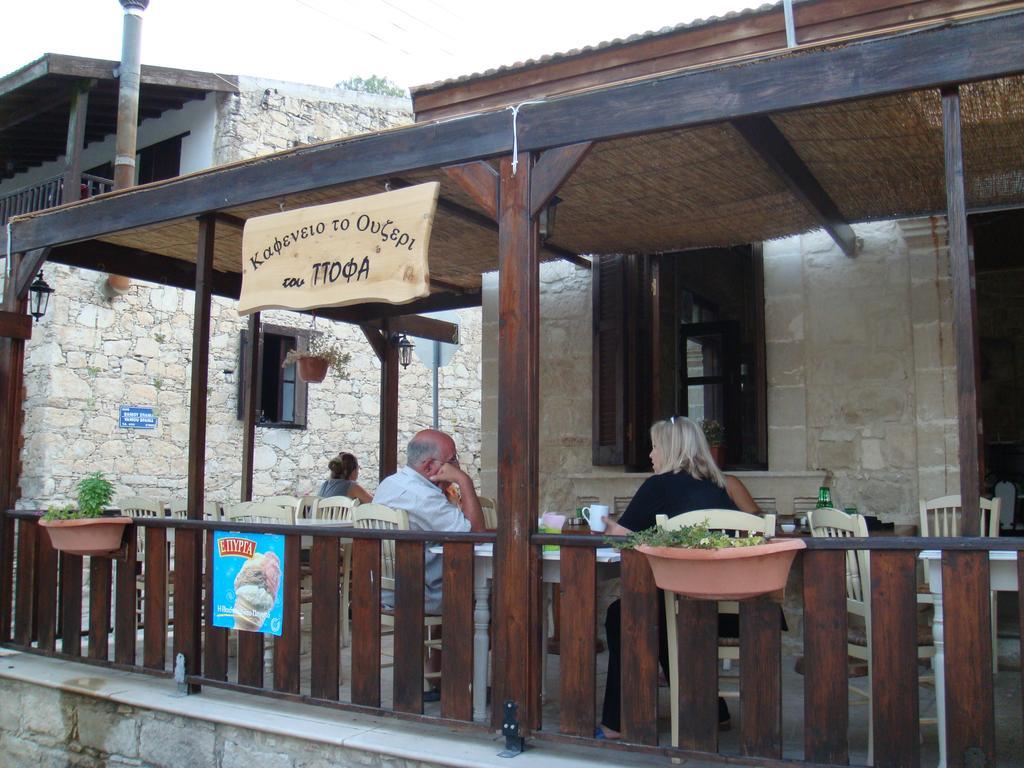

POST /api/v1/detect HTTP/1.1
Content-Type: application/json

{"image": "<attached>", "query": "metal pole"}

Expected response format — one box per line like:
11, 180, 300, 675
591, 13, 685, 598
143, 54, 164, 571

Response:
113, 0, 149, 190
432, 340, 440, 428
783, 0, 797, 48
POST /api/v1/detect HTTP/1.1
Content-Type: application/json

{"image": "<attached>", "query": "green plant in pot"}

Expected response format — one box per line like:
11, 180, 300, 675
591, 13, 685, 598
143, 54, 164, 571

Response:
282, 332, 351, 384
613, 519, 804, 600
700, 419, 726, 467
39, 472, 131, 556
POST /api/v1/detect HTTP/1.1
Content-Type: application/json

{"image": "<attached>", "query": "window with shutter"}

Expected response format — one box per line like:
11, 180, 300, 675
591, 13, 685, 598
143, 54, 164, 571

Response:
237, 323, 310, 428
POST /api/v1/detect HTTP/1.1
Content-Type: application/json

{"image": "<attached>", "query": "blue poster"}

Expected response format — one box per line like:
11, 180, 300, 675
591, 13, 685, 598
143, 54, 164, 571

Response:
212, 531, 285, 635
119, 405, 158, 429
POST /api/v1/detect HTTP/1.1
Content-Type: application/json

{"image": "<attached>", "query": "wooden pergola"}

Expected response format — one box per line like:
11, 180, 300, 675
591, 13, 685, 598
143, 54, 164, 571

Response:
2, 9, 1024, 752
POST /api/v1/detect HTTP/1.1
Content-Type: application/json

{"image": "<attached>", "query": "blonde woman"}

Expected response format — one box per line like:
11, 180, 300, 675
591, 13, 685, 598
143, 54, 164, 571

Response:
598, 416, 759, 739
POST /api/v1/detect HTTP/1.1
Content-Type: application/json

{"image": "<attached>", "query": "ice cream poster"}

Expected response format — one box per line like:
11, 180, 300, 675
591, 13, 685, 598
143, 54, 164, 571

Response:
212, 532, 284, 635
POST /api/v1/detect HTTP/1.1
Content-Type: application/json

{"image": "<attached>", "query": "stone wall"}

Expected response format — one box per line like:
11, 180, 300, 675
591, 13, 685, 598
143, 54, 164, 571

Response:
15, 80, 484, 509
481, 218, 958, 523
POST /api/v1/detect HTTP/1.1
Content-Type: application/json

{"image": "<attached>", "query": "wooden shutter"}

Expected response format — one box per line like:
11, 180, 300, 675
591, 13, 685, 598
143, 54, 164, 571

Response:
593, 255, 626, 464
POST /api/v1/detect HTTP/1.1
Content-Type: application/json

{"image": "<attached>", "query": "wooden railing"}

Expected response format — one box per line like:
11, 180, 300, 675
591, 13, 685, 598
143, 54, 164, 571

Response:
1, 509, 1022, 767
0, 173, 113, 226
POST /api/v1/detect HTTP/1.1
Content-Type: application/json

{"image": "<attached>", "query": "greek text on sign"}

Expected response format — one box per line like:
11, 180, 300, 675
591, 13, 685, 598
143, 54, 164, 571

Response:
238, 183, 439, 315
119, 405, 158, 429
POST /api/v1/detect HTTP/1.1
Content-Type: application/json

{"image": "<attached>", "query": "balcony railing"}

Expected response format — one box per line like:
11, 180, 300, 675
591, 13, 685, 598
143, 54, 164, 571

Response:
1, 510, 1021, 766
0, 173, 113, 226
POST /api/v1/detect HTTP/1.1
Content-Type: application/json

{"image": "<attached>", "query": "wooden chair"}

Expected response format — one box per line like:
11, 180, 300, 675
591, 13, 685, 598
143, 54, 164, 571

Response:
655, 509, 776, 747
809, 507, 935, 765
168, 499, 222, 520
352, 503, 443, 689
263, 495, 301, 515
297, 494, 318, 520
118, 496, 173, 628
478, 496, 498, 529
919, 494, 1000, 672
308, 495, 359, 646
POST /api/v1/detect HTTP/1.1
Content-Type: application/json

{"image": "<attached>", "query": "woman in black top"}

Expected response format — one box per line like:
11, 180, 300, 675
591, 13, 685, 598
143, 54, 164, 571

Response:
598, 416, 759, 739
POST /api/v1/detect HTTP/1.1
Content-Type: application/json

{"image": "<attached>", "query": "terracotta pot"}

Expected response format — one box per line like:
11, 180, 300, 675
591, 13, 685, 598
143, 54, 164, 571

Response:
106, 274, 132, 294
296, 356, 329, 383
637, 538, 805, 600
709, 444, 726, 467
39, 516, 132, 556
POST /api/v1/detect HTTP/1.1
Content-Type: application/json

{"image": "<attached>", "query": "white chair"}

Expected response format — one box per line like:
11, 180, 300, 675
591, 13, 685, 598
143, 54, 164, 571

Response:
809, 507, 935, 765
168, 499, 222, 520
297, 495, 318, 520
119, 496, 172, 628
655, 509, 776, 747
223, 501, 296, 525
919, 494, 1001, 672
352, 503, 443, 690
309, 495, 359, 646
993, 481, 1017, 530
478, 496, 498, 529
263, 495, 301, 515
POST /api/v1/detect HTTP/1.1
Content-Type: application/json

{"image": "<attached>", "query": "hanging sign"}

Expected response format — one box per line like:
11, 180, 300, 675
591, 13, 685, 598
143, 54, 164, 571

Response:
212, 531, 285, 635
238, 182, 439, 315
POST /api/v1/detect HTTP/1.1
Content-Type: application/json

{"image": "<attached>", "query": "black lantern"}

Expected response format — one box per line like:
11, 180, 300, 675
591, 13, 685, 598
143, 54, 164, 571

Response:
28, 272, 54, 320
397, 333, 414, 369
538, 195, 561, 242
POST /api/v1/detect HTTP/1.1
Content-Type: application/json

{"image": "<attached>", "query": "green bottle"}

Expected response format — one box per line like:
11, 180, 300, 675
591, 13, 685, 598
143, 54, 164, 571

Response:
815, 486, 832, 508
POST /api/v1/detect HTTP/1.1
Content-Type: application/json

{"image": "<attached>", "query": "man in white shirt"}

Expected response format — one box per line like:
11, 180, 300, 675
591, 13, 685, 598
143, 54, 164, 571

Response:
374, 429, 484, 614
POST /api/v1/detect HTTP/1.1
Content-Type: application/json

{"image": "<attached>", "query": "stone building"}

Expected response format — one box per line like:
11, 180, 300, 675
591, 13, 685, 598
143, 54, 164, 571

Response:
0, 58, 483, 507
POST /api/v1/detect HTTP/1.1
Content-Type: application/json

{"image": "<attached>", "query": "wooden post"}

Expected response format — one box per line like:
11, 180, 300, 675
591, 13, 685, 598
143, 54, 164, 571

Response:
943, 86, 982, 536
379, 322, 399, 481
492, 153, 543, 730
61, 81, 91, 205
174, 214, 214, 691
240, 311, 261, 501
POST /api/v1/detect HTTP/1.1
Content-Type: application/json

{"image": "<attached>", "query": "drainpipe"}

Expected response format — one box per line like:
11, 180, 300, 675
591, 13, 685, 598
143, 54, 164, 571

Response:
110, 0, 149, 293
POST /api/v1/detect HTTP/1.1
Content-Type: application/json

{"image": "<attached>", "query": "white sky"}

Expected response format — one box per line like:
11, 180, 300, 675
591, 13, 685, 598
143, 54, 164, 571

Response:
3, 0, 757, 91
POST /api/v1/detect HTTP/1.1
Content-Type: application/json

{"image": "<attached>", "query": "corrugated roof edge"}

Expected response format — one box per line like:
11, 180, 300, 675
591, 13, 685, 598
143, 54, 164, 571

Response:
409, 2, 778, 94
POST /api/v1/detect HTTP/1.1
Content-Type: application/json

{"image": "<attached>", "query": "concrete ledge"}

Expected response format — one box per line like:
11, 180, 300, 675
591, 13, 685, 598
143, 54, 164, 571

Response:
0, 650, 672, 768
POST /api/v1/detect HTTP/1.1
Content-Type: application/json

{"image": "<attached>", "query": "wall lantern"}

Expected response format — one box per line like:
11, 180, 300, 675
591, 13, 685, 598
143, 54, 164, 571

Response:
28, 272, 54, 320
396, 333, 414, 369
539, 195, 561, 242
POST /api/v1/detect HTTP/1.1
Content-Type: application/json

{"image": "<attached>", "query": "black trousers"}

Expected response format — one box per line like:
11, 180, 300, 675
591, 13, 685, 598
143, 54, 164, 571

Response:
601, 595, 740, 731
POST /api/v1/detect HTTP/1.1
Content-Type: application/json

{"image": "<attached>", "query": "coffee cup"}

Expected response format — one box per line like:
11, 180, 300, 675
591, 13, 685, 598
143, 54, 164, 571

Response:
581, 504, 609, 533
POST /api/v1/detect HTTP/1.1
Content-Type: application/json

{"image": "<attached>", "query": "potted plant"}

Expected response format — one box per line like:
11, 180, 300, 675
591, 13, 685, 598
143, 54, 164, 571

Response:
615, 520, 804, 600
39, 472, 131, 556
282, 332, 351, 384
700, 419, 726, 467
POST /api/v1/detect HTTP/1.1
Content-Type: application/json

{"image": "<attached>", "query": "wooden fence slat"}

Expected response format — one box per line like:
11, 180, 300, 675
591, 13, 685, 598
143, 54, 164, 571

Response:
88, 556, 112, 660
1019, 555, 1024, 752
676, 596, 719, 752
351, 538, 381, 707
740, 595, 782, 758
114, 526, 137, 665
802, 549, 849, 764
559, 545, 595, 736
35, 529, 58, 651
143, 527, 167, 670
273, 535, 301, 694
942, 550, 994, 766
870, 550, 919, 767
237, 630, 264, 688
59, 552, 83, 657
171, 527, 202, 693
394, 540, 424, 714
1, 515, 14, 641
203, 530, 228, 681
441, 542, 474, 721
619, 549, 659, 745
310, 536, 340, 700
14, 520, 37, 645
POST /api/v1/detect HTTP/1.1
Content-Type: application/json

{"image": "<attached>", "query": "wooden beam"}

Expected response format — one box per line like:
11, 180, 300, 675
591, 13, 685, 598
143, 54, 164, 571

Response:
443, 161, 499, 219
943, 86, 982, 536
315, 290, 482, 324
379, 321, 399, 481
61, 81, 93, 205
0, 312, 31, 341
492, 153, 543, 730
240, 312, 261, 502
14, 248, 52, 301
360, 324, 387, 361
0, 89, 75, 134
529, 142, 592, 217
732, 116, 857, 256
366, 314, 459, 345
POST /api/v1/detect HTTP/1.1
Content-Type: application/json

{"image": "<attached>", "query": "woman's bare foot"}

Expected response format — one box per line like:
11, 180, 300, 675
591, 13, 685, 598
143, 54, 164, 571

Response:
597, 724, 621, 739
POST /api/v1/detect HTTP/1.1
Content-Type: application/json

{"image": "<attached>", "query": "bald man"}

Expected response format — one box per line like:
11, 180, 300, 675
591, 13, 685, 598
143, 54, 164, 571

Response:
374, 429, 484, 615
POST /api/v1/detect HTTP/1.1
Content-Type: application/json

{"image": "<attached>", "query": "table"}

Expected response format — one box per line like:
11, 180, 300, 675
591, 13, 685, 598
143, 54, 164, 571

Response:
432, 543, 621, 722
919, 550, 1019, 768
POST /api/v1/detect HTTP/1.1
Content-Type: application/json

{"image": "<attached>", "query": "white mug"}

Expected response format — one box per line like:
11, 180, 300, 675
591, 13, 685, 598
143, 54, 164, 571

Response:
581, 504, 609, 533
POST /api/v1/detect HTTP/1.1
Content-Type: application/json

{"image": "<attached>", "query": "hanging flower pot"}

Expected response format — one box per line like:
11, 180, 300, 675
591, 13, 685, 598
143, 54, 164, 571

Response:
295, 355, 329, 383
106, 274, 132, 294
39, 516, 132, 556
709, 444, 726, 467
637, 538, 805, 600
